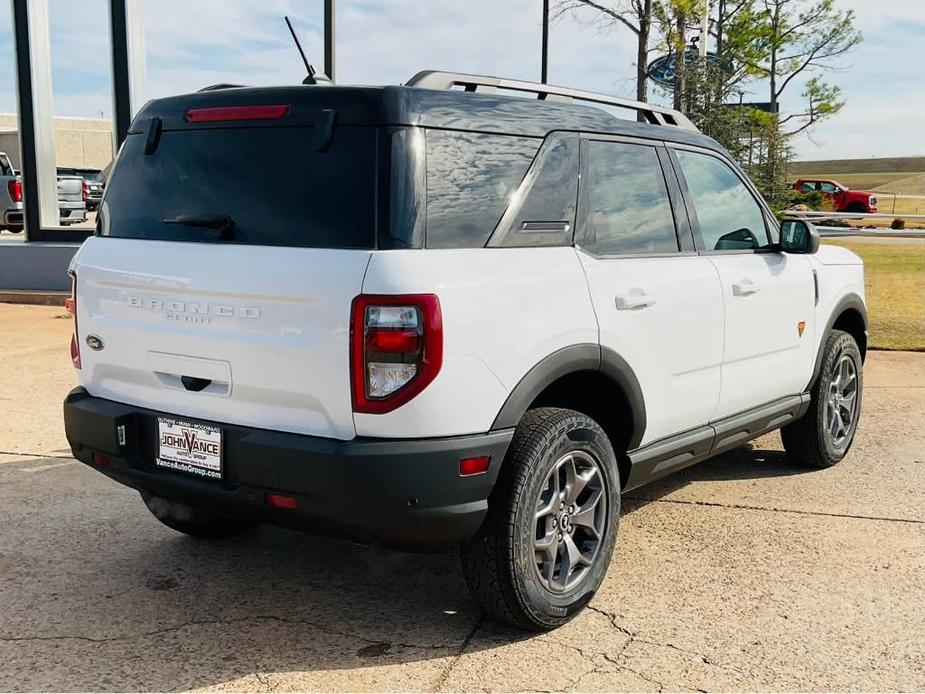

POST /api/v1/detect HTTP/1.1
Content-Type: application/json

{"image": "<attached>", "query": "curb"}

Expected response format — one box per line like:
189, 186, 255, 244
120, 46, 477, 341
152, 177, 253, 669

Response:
0, 290, 68, 307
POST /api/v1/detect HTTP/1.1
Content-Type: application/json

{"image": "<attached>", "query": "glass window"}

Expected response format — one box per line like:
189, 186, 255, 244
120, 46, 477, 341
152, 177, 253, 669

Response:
425, 130, 539, 249
101, 126, 376, 249
491, 133, 578, 248
580, 140, 678, 255
820, 182, 838, 193
675, 150, 768, 251
800, 182, 815, 193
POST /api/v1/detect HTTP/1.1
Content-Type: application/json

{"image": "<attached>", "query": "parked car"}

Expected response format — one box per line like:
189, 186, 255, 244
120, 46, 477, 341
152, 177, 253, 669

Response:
793, 178, 878, 213
63, 72, 867, 630
58, 166, 105, 211
0, 152, 88, 232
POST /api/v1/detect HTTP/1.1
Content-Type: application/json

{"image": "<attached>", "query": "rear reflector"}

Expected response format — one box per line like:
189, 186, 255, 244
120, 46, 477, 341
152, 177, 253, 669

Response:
265, 493, 298, 509
459, 455, 491, 476
184, 105, 290, 123
91, 452, 111, 467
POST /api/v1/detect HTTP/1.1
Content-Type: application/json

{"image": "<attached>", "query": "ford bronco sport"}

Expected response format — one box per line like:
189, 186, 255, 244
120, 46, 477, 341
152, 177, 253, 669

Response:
63, 71, 867, 630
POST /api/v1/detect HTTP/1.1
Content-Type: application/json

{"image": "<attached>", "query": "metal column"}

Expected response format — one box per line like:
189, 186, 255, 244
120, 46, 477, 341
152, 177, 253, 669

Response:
324, 0, 335, 81
11, 0, 58, 238
109, 0, 146, 151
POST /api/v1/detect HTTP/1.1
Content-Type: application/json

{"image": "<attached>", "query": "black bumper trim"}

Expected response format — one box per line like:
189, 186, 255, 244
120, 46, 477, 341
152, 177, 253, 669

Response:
64, 387, 513, 549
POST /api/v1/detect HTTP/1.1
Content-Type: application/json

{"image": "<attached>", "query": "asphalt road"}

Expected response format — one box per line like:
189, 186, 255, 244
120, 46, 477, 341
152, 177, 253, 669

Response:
1, 304, 923, 692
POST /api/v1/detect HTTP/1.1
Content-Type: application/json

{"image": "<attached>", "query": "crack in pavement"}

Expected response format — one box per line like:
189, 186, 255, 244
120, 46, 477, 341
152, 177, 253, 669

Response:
583, 604, 744, 691
433, 615, 483, 692
625, 496, 925, 525
0, 614, 457, 653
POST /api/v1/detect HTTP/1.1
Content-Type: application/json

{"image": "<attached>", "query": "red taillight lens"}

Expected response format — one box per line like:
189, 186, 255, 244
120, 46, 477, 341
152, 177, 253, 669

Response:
81, 180, 89, 202
350, 294, 443, 415
67, 271, 80, 369
265, 493, 298, 509
7, 179, 21, 202
184, 105, 290, 123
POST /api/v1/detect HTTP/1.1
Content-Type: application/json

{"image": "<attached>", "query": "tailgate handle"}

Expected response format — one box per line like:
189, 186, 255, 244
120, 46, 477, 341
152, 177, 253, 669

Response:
180, 376, 212, 392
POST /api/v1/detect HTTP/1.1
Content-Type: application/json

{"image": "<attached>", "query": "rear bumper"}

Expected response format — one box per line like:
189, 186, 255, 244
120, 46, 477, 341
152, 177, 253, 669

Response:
63, 387, 512, 550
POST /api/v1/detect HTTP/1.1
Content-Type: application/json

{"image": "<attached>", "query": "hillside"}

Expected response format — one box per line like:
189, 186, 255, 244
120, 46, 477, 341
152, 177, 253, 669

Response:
790, 156, 925, 176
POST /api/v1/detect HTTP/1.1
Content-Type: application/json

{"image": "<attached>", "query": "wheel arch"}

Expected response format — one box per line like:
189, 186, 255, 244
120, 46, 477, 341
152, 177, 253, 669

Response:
810, 293, 868, 389
491, 344, 647, 486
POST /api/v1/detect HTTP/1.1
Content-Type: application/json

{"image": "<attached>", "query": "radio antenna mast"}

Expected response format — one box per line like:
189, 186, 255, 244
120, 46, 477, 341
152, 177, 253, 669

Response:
284, 16, 325, 85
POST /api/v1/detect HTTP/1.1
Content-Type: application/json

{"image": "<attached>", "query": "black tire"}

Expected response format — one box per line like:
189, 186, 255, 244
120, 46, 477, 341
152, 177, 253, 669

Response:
461, 408, 621, 631
845, 202, 867, 213
141, 492, 256, 539
781, 330, 863, 468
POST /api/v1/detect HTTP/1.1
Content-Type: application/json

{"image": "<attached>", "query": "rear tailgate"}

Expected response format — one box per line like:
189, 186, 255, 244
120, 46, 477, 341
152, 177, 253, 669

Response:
72, 239, 369, 440
57, 175, 84, 203
72, 88, 382, 440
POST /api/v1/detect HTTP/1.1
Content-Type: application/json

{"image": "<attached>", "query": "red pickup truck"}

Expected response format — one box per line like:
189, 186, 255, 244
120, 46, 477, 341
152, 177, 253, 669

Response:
793, 178, 878, 213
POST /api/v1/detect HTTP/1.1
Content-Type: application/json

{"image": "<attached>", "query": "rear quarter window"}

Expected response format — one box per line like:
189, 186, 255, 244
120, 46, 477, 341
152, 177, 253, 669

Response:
424, 130, 540, 249
100, 126, 376, 249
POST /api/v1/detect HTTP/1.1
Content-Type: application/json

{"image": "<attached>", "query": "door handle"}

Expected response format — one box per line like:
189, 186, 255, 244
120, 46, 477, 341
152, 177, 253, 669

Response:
615, 290, 657, 310
732, 278, 761, 296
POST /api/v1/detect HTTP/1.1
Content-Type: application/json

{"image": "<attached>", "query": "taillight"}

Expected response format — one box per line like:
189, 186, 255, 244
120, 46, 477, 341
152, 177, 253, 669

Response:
81, 180, 89, 202
7, 179, 21, 202
67, 271, 80, 369
350, 294, 443, 414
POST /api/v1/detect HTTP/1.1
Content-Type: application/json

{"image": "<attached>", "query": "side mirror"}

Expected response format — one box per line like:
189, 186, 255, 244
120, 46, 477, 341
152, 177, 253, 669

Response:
780, 219, 820, 254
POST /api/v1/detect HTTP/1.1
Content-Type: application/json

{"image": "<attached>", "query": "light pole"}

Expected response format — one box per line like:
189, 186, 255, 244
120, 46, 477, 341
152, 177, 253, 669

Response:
541, 0, 549, 83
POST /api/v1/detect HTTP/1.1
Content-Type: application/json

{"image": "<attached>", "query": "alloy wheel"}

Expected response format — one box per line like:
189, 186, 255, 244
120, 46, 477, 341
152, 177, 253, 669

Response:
533, 450, 608, 594
826, 352, 859, 446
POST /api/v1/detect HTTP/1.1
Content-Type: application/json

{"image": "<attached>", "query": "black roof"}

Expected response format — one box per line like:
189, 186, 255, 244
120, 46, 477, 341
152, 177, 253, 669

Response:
131, 84, 723, 153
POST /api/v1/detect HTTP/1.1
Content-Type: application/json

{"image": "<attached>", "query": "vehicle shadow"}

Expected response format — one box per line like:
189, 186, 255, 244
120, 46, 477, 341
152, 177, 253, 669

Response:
4, 443, 806, 691
622, 439, 812, 511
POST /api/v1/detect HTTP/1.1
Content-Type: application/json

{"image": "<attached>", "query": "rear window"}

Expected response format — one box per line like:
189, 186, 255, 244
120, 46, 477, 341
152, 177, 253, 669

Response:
100, 126, 376, 249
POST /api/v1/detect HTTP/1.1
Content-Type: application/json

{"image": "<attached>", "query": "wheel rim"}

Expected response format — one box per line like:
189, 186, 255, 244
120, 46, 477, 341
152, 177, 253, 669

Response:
533, 450, 608, 594
826, 352, 859, 447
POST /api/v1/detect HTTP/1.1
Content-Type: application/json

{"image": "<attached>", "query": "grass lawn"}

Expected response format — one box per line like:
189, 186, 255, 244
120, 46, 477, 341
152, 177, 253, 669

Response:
824, 239, 925, 352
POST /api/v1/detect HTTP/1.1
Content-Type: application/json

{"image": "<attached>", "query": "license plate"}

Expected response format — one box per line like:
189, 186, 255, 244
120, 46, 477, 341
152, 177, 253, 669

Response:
156, 417, 222, 479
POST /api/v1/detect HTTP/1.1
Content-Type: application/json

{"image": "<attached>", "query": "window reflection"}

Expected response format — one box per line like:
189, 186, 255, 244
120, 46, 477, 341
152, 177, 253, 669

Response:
425, 130, 538, 249
675, 150, 768, 251
582, 141, 678, 255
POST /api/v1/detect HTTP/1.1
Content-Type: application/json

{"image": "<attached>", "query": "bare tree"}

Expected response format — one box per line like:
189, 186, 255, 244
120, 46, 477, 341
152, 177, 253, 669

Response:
746, 0, 861, 133
553, 0, 654, 104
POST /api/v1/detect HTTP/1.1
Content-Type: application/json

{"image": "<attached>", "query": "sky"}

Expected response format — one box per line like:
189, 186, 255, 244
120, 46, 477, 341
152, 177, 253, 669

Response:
0, 0, 921, 162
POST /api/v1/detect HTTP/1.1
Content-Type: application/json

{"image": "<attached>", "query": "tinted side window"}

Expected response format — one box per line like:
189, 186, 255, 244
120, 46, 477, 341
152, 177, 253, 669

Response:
425, 130, 539, 249
674, 150, 768, 251
490, 133, 579, 247
579, 140, 679, 255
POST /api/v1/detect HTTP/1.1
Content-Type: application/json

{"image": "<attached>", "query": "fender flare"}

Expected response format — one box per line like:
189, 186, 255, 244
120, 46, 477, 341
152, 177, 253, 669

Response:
490, 344, 647, 450
809, 292, 868, 389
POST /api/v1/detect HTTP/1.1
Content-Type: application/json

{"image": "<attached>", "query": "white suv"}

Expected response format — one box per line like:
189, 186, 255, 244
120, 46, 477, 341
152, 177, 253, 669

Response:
63, 72, 867, 630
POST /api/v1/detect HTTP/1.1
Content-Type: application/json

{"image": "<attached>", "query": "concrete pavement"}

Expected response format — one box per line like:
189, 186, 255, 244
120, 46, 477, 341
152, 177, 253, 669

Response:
0, 304, 923, 691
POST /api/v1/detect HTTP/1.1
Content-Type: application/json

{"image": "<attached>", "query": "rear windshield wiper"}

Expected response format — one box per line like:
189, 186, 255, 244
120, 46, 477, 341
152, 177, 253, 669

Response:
161, 214, 235, 239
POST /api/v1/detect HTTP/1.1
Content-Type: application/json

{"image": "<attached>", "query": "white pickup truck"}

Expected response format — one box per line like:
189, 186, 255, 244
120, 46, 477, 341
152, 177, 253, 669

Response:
0, 151, 87, 232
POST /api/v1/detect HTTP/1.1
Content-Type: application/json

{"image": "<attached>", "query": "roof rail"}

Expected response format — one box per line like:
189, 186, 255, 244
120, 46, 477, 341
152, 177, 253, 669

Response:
406, 70, 697, 132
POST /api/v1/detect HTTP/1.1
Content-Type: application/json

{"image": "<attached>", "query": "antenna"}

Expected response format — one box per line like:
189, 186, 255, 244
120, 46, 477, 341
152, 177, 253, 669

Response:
284, 16, 327, 85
